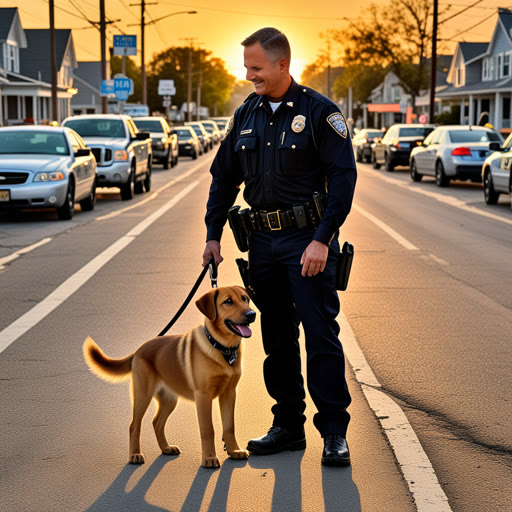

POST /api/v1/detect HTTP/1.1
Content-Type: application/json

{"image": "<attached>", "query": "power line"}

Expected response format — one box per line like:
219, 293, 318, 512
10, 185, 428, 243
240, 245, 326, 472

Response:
441, 10, 497, 41
438, 0, 484, 25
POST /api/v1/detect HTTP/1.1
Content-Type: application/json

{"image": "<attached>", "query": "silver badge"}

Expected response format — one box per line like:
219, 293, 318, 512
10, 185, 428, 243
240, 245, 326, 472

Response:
291, 115, 306, 133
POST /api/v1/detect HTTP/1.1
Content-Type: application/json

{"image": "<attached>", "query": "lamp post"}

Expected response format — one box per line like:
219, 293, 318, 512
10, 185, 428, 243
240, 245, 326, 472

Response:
129, 9, 197, 105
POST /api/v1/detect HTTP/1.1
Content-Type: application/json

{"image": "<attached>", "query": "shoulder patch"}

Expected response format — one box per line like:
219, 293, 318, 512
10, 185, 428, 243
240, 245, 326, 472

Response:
327, 112, 347, 138
225, 115, 234, 136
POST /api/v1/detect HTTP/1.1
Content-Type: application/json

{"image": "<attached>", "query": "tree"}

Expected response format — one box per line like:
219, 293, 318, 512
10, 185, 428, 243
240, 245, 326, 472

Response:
332, 64, 386, 104
147, 47, 236, 116
330, 0, 438, 108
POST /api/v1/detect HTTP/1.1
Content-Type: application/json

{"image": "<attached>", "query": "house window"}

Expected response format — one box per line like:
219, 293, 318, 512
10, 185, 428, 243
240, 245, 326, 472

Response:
504, 54, 511, 77
498, 54, 503, 78
483, 57, 494, 81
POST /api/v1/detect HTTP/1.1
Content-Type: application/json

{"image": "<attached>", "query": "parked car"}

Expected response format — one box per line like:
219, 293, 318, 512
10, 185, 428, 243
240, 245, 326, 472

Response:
210, 116, 231, 140
0, 126, 97, 219
62, 114, 152, 200
353, 129, 384, 163
175, 126, 201, 159
372, 124, 436, 172
133, 116, 178, 169
481, 134, 512, 206
185, 121, 212, 153
200, 120, 221, 144
409, 125, 503, 187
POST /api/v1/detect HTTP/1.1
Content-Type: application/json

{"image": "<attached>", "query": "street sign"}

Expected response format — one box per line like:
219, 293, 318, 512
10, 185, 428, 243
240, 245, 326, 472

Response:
113, 77, 133, 101
113, 35, 137, 56
158, 79, 176, 96
100, 80, 115, 96
162, 100, 171, 108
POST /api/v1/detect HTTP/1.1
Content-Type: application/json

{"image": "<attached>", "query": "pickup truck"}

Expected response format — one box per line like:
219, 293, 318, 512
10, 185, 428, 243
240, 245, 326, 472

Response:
61, 114, 152, 200
133, 116, 179, 169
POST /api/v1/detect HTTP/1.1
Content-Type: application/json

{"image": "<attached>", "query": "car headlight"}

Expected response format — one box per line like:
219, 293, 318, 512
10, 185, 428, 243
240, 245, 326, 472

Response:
114, 150, 128, 161
161, 137, 166, 143
34, 171, 65, 182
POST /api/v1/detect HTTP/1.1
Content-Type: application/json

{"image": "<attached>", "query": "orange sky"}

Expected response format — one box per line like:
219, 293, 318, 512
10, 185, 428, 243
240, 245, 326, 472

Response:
6, 0, 502, 82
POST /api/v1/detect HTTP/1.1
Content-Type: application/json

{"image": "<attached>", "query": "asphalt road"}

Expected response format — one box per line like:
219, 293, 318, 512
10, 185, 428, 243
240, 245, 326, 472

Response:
0, 151, 510, 512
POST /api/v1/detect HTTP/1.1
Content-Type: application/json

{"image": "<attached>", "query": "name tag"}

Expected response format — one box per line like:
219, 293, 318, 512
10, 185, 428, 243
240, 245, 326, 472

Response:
240, 129, 252, 135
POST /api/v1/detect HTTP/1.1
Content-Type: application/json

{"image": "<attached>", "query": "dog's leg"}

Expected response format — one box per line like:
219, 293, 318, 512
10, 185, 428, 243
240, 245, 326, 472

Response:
194, 392, 219, 468
129, 362, 155, 464
219, 384, 249, 460
153, 388, 180, 456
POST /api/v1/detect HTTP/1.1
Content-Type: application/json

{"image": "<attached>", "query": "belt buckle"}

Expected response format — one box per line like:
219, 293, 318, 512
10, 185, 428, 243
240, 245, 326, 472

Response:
266, 210, 282, 231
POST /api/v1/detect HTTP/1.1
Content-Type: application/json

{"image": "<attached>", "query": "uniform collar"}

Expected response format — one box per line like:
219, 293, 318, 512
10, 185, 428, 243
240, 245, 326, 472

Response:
250, 77, 300, 113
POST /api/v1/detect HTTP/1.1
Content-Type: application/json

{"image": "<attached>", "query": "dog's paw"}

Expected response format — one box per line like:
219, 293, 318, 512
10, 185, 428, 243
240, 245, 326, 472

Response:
129, 453, 145, 464
202, 456, 220, 468
228, 449, 249, 460
162, 445, 180, 455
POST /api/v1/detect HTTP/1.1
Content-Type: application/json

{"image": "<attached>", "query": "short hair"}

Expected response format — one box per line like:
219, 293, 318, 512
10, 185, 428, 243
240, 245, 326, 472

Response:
241, 27, 291, 63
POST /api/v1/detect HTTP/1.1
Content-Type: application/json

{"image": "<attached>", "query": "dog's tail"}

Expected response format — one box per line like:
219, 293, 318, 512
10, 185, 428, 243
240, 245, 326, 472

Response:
83, 336, 133, 383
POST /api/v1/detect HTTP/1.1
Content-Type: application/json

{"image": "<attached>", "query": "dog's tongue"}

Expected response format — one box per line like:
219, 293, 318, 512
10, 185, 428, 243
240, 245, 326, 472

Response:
236, 324, 252, 338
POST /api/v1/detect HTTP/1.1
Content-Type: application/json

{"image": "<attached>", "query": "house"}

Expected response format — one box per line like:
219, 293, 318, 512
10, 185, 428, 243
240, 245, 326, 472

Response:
71, 61, 104, 115
0, 8, 78, 125
437, 8, 512, 132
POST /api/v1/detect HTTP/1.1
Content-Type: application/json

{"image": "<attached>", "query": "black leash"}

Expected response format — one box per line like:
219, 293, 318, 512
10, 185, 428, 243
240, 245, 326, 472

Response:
158, 257, 217, 337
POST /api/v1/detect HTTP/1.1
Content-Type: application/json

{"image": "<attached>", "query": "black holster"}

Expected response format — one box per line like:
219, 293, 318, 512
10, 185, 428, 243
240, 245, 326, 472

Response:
336, 242, 354, 291
235, 258, 257, 302
227, 206, 249, 252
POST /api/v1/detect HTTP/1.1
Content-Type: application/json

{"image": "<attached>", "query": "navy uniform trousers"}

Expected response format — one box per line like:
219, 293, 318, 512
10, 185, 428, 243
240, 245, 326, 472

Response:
248, 226, 351, 437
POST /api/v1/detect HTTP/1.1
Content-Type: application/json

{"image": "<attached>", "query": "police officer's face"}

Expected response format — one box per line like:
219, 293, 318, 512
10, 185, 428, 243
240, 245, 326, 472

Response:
244, 43, 289, 101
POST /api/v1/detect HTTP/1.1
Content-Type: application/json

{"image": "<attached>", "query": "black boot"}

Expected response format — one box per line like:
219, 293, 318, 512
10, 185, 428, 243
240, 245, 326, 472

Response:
321, 435, 350, 466
247, 426, 306, 455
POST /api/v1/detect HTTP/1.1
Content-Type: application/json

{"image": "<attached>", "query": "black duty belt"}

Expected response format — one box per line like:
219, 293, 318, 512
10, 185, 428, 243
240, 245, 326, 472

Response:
249, 204, 319, 232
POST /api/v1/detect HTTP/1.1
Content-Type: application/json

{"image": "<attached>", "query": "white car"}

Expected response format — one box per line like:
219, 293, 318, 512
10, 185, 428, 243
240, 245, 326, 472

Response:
0, 126, 97, 219
481, 134, 512, 206
409, 125, 503, 187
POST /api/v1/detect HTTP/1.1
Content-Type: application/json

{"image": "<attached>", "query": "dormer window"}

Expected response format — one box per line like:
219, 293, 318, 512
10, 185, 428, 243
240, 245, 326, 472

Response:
3, 42, 19, 73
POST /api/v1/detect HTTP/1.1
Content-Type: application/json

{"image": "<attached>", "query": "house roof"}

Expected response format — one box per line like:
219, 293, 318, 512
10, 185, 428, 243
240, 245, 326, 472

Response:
437, 76, 512, 97
459, 42, 488, 63
19, 29, 76, 83
0, 8, 17, 40
74, 61, 102, 90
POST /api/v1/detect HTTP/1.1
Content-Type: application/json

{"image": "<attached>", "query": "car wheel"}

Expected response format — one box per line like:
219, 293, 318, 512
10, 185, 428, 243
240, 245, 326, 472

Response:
385, 154, 394, 172
173, 154, 179, 167
410, 159, 422, 182
365, 153, 372, 163
80, 178, 97, 211
57, 180, 75, 220
372, 152, 381, 169
435, 160, 449, 187
143, 167, 152, 193
356, 150, 362, 163
120, 164, 135, 200
483, 168, 499, 205
163, 149, 171, 170
192, 149, 198, 160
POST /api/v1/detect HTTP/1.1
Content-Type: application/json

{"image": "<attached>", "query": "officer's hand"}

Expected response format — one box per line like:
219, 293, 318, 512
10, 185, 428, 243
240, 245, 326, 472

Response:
203, 240, 223, 267
300, 240, 329, 277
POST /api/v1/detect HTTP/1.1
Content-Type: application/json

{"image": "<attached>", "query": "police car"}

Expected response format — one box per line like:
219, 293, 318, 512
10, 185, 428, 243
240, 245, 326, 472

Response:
482, 133, 512, 207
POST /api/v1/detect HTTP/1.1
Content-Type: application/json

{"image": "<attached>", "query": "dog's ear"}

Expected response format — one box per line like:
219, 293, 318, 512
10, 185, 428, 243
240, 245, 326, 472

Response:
195, 289, 218, 321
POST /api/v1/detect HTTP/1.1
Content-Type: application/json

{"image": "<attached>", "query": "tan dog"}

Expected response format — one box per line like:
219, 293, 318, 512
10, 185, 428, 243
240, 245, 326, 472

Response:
83, 286, 256, 468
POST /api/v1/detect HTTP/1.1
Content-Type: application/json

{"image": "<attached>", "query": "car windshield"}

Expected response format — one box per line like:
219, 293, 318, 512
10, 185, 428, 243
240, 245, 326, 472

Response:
0, 131, 70, 155
365, 131, 382, 138
176, 129, 194, 140
133, 120, 163, 132
449, 130, 501, 143
215, 120, 227, 129
64, 119, 126, 138
398, 127, 434, 137
189, 125, 202, 136
201, 122, 214, 133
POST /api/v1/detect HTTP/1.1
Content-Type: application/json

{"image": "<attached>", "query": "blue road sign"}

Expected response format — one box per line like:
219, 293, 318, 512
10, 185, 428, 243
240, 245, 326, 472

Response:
100, 80, 115, 96
113, 35, 137, 56
113, 78, 133, 101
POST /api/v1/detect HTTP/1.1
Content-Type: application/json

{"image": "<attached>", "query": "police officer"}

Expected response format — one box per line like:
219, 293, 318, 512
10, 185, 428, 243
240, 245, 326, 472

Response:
202, 27, 357, 465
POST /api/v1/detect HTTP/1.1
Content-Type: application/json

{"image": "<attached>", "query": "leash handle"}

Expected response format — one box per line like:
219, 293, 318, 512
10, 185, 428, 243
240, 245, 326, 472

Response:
208, 257, 218, 288
158, 258, 218, 337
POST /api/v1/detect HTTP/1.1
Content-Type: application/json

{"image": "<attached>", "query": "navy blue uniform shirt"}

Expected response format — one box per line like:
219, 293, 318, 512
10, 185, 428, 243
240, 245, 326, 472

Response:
205, 78, 357, 246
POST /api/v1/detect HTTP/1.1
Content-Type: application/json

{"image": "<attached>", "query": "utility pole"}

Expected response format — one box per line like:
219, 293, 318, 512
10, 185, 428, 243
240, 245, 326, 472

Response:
429, 0, 438, 123
49, 0, 58, 122
100, 0, 108, 113
180, 38, 198, 122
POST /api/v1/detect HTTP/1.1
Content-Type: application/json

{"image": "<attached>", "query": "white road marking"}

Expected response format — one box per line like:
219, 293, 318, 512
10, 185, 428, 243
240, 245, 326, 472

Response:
0, 237, 53, 270
96, 155, 214, 221
353, 204, 419, 251
0, 181, 200, 354
359, 166, 512, 226
340, 310, 453, 511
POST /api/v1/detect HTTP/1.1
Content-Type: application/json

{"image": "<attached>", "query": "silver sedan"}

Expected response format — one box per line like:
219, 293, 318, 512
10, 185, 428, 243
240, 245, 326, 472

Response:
409, 125, 503, 187
0, 126, 97, 219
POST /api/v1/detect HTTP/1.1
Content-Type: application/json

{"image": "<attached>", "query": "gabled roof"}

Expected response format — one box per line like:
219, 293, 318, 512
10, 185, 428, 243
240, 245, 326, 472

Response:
0, 8, 27, 47
19, 29, 76, 83
459, 42, 488, 63
484, 8, 512, 58
74, 61, 102, 90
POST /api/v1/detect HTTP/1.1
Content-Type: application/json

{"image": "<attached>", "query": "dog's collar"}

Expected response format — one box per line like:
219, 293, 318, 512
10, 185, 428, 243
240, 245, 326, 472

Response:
203, 326, 240, 366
